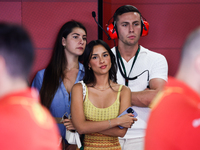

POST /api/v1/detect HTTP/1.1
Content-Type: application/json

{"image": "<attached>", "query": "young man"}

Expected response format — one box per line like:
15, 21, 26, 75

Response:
0, 23, 61, 150
145, 27, 200, 150
111, 5, 168, 150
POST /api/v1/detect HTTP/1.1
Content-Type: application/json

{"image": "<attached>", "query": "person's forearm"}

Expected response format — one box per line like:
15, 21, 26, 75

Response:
131, 89, 158, 107
98, 126, 127, 137
74, 117, 121, 135
131, 78, 166, 107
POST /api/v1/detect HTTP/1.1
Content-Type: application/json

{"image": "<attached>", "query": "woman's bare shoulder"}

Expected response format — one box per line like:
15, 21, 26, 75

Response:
122, 85, 131, 91
112, 83, 130, 92
72, 82, 83, 91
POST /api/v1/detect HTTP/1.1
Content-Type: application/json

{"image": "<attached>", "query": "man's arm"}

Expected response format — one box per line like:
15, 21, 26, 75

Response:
131, 78, 166, 107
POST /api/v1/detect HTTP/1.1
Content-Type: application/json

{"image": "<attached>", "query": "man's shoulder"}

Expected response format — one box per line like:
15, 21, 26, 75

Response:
140, 46, 167, 61
0, 89, 56, 127
0, 89, 60, 150
140, 46, 164, 56
111, 45, 167, 61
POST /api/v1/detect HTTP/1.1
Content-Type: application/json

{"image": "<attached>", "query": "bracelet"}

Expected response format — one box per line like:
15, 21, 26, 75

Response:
108, 120, 111, 128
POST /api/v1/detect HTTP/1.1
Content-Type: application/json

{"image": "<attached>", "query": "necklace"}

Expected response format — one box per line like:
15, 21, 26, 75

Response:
66, 66, 79, 71
93, 85, 111, 91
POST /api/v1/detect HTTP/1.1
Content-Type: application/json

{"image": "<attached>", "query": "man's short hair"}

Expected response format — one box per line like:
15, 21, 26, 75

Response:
113, 5, 141, 22
0, 23, 34, 79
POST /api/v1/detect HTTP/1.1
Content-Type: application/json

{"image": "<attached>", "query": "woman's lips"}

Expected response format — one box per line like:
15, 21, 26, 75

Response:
100, 65, 106, 69
77, 47, 84, 50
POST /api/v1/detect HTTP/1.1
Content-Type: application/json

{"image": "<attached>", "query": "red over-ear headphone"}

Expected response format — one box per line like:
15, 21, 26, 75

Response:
142, 20, 149, 37
107, 19, 149, 40
106, 5, 149, 40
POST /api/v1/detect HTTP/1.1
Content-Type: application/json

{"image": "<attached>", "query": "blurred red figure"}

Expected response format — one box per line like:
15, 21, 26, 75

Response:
145, 27, 200, 150
0, 23, 61, 150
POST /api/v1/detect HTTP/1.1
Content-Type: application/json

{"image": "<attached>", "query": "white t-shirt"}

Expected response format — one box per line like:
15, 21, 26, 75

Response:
111, 45, 168, 139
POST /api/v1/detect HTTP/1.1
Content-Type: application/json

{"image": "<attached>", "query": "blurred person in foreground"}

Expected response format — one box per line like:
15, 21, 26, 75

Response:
0, 23, 61, 150
145, 27, 200, 150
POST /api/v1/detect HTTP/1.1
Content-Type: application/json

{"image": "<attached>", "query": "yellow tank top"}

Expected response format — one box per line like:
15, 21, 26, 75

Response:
82, 85, 123, 150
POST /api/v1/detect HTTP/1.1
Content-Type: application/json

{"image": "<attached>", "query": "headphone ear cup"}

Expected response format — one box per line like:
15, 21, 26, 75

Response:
141, 21, 149, 37
107, 23, 118, 39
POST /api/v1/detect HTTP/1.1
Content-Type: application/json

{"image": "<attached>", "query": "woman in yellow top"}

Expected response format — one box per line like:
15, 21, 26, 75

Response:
70, 40, 137, 150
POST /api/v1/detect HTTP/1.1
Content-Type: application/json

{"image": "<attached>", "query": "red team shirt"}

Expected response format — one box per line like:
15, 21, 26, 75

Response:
145, 77, 200, 150
0, 88, 61, 150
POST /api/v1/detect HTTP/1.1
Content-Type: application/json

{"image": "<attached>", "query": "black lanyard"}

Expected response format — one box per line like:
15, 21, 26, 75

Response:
116, 46, 140, 86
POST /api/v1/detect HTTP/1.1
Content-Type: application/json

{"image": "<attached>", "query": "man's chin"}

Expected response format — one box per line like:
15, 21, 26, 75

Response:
126, 41, 138, 46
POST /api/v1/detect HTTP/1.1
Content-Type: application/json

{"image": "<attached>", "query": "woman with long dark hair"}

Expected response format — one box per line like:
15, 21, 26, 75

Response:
31, 20, 87, 149
71, 40, 137, 149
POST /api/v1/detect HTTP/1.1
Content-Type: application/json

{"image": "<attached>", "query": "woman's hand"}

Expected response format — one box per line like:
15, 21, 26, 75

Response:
118, 113, 137, 128
63, 118, 76, 131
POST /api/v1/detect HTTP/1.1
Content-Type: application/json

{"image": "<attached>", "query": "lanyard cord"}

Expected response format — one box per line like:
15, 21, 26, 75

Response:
116, 46, 140, 86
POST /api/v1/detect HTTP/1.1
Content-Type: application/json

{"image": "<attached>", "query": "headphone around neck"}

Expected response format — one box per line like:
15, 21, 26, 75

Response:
107, 5, 149, 40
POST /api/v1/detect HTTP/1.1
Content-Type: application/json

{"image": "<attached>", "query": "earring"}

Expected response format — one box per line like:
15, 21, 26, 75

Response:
88, 67, 91, 70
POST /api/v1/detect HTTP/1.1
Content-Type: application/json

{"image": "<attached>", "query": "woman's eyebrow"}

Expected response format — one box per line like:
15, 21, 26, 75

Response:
71, 33, 80, 36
